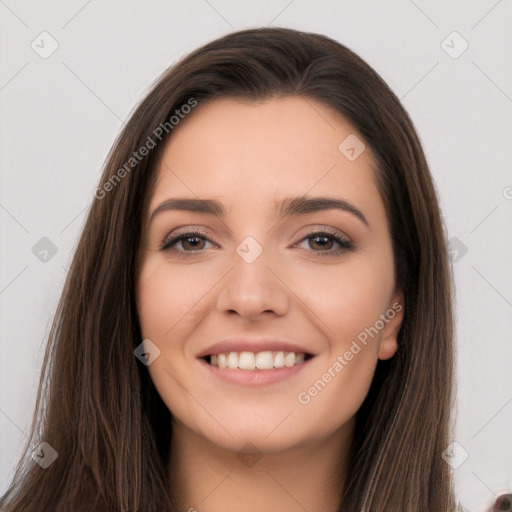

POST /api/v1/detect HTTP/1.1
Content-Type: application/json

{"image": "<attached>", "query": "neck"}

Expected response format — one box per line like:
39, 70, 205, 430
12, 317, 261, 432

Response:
168, 419, 354, 512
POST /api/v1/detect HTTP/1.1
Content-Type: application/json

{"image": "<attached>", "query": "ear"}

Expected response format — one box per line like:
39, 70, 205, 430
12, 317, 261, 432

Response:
377, 290, 404, 361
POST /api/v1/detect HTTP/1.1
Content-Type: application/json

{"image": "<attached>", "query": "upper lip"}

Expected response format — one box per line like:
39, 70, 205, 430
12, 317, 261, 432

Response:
196, 338, 317, 358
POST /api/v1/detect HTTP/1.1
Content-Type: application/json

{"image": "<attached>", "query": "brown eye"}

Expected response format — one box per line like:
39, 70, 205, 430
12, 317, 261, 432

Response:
180, 236, 206, 251
308, 234, 335, 251
161, 231, 215, 255
295, 230, 354, 256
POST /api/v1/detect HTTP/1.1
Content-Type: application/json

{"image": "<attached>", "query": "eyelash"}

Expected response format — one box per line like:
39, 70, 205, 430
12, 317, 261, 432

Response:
160, 229, 354, 257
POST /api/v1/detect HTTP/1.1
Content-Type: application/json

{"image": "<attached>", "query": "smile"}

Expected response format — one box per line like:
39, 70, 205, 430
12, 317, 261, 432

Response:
203, 351, 313, 370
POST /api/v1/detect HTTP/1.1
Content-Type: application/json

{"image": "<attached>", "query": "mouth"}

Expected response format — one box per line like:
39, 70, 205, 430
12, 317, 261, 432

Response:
201, 351, 315, 371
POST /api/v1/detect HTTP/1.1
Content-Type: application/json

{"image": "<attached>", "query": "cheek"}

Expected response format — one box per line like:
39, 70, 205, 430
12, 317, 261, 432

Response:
292, 257, 393, 430
136, 261, 212, 340
290, 254, 394, 351
136, 261, 217, 405
136, 263, 208, 424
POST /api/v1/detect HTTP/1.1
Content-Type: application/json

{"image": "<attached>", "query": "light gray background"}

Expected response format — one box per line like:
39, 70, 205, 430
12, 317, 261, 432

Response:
1, 1, 511, 511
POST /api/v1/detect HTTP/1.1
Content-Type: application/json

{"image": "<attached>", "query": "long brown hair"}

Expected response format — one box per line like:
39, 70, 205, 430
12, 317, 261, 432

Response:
1, 27, 463, 511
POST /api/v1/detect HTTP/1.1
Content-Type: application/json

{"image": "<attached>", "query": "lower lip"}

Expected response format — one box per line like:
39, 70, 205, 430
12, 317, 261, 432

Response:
198, 358, 313, 386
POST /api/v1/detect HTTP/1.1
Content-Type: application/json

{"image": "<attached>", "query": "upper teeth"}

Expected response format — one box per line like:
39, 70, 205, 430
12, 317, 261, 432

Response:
209, 351, 306, 370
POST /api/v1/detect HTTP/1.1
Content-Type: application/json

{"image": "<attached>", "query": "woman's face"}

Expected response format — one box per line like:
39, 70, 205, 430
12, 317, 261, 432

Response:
136, 96, 403, 452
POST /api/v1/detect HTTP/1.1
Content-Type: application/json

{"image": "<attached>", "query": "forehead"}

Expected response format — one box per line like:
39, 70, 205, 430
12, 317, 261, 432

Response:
150, 96, 382, 219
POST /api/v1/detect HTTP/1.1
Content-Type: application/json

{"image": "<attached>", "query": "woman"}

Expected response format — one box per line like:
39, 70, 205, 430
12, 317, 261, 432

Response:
0, 27, 468, 511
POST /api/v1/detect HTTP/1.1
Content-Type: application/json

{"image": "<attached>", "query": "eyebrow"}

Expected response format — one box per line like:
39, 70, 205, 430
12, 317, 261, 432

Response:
149, 195, 369, 228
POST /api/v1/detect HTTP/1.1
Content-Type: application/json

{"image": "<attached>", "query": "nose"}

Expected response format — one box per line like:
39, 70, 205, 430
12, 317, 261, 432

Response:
216, 244, 290, 321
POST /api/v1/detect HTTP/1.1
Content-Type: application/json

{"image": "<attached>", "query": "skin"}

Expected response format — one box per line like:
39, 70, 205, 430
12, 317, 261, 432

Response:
136, 96, 404, 512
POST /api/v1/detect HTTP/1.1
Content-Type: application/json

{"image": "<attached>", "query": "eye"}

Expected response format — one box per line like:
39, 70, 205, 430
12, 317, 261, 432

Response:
161, 228, 354, 257
161, 230, 217, 256
293, 230, 354, 256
